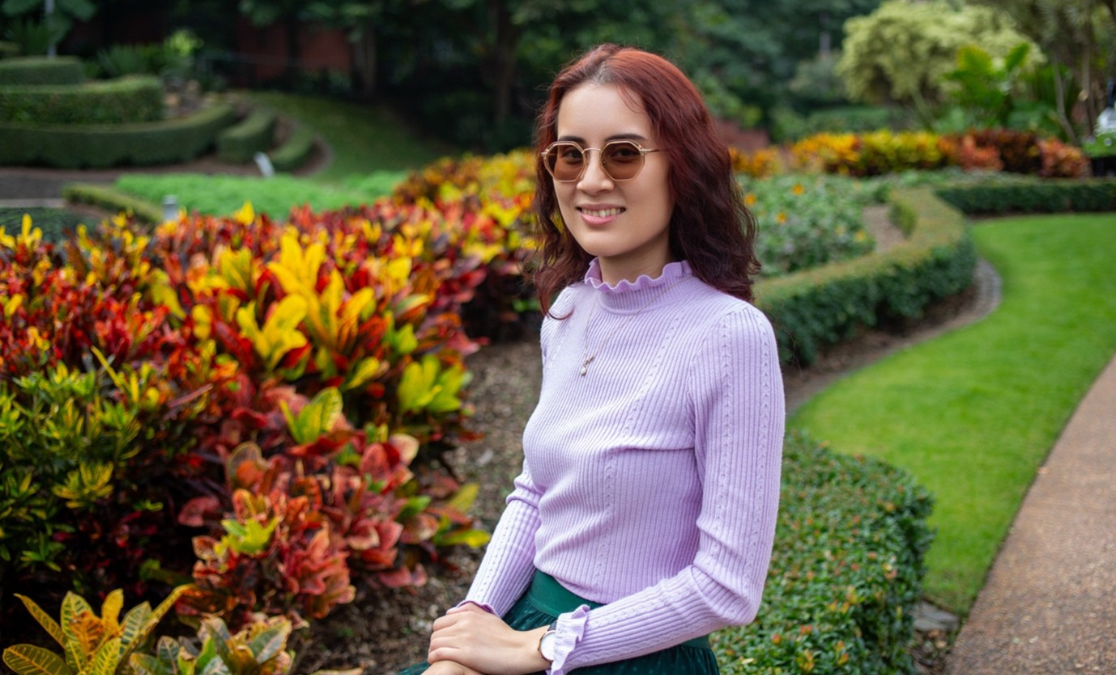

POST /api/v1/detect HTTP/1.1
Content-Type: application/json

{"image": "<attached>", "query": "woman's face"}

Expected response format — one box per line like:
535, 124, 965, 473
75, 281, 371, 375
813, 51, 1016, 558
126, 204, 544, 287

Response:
553, 83, 675, 284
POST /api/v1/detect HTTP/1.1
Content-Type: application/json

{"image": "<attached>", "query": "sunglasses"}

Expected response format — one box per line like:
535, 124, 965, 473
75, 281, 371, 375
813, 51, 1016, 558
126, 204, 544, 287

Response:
541, 140, 661, 183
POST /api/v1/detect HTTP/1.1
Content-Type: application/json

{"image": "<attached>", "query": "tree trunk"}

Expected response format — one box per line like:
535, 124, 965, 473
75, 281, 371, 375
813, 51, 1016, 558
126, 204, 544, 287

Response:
285, 14, 300, 89
488, 0, 518, 125
352, 20, 377, 98
1050, 56, 1079, 144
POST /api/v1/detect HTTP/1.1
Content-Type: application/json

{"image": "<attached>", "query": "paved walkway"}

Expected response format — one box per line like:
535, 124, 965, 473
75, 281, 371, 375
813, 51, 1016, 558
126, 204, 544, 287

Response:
946, 354, 1116, 673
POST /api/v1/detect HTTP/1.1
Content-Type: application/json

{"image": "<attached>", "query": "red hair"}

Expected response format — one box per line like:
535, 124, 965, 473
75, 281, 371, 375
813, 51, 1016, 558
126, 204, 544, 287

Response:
531, 44, 761, 315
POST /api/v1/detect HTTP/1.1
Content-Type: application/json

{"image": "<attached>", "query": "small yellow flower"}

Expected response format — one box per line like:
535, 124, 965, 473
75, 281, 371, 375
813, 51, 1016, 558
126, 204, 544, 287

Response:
744, 193, 757, 207
776, 212, 788, 225
792, 183, 805, 196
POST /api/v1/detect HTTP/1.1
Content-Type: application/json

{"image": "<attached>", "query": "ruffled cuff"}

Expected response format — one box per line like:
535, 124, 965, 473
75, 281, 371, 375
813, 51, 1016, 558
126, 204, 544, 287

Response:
451, 599, 497, 615
547, 604, 590, 675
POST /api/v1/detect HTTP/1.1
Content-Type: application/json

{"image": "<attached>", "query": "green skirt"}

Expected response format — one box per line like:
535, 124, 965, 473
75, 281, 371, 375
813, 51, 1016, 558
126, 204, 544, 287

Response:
397, 570, 719, 674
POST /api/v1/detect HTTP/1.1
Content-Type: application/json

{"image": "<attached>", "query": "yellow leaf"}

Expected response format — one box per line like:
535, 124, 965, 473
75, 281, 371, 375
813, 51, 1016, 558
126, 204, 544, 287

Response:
233, 202, 255, 225
1, 644, 75, 675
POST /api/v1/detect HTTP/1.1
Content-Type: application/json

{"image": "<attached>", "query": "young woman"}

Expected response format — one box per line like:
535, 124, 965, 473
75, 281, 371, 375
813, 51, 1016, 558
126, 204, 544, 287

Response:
401, 43, 785, 675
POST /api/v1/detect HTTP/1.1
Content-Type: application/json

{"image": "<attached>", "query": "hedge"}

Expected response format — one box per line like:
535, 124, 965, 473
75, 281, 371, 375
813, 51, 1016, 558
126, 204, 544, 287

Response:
713, 432, 934, 674
61, 183, 165, 223
216, 107, 277, 163
755, 187, 976, 365
934, 178, 1116, 215
0, 75, 163, 125
0, 55, 84, 86
0, 102, 236, 168
269, 126, 316, 172
0, 207, 86, 243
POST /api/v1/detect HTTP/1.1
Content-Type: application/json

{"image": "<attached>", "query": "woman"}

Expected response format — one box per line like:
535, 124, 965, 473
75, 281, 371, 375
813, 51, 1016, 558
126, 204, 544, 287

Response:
402, 43, 785, 675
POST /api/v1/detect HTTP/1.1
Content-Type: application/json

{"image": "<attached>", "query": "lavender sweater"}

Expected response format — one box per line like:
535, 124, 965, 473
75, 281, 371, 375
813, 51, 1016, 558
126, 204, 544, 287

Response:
463, 259, 785, 674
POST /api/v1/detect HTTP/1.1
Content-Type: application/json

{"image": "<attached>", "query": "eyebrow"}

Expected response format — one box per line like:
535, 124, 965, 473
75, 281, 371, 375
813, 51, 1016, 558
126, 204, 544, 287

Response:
556, 132, 650, 143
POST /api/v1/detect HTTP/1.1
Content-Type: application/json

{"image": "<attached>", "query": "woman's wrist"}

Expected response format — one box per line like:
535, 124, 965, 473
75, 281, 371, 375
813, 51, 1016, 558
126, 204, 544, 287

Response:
522, 625, 552, 672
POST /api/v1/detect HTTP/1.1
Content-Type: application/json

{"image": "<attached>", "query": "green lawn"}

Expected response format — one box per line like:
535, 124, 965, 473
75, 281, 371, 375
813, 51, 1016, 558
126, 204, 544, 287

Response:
245, 91, 454, 183
789, 213, 1116, 614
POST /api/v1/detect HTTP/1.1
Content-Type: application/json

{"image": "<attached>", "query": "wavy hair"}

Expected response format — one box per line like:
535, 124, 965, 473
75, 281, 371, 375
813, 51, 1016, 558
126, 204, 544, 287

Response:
531, 44, 761, 315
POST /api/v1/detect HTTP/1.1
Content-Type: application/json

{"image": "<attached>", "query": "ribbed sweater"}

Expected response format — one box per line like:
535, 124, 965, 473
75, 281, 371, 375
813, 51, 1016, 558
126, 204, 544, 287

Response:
463, 259, 785, 674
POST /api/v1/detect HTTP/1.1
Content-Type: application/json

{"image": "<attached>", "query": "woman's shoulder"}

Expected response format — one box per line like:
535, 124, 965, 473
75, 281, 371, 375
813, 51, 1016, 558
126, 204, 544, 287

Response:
684, 279, 772, 331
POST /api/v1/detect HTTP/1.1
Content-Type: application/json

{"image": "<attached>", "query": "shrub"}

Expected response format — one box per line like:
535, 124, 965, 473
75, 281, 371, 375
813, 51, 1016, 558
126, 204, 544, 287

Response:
2, 585, 189, 675
0, 75, 163, 125
217, 108, 278, 164
269, 126, 316, 173
743, 175, 876, 276
790, 131, 950, 176
755, 187, 976, 365
0, 102, 236, 168
713, 432, 934, 674
729, 146, 782, 178
0, 207, 85, 243
62, 183, 165, 223
0, 55, 83, 85
934, 177, 1116, 214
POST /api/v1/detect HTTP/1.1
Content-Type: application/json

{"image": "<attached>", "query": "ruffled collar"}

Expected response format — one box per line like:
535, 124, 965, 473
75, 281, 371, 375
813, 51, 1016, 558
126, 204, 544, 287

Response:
583, 258, 694, 312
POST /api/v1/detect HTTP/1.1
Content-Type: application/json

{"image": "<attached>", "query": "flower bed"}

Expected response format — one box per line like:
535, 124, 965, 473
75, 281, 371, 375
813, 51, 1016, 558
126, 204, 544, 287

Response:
0, 202, 498, 638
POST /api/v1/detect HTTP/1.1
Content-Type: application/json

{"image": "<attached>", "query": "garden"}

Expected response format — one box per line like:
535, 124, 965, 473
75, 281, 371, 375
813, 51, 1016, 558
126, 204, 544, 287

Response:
2, 0, 1116, 673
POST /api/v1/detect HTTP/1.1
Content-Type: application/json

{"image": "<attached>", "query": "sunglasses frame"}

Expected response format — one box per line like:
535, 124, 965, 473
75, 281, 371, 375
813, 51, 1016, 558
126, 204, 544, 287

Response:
541, 140, 661, 183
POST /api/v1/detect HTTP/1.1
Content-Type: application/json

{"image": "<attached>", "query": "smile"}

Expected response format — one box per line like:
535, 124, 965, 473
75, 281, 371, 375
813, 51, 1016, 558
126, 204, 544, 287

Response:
578, 207, 625, 217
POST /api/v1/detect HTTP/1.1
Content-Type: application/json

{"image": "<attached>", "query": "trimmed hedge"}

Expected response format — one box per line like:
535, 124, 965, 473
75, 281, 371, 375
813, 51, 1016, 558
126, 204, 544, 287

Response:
0, 102, 236, 168
0, 75, 163, 125
934, 178, 1116, 215
0, 56, 84, 86
0, 207, 86, 243
755, 187, 976, 365
269, 126, 315, 172
713, 431, 934, 674
216, 108, 277, 163
62, 183, 165, 223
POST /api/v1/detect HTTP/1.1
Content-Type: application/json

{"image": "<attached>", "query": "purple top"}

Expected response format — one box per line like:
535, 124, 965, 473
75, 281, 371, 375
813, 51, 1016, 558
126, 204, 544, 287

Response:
464, 259, 785, 673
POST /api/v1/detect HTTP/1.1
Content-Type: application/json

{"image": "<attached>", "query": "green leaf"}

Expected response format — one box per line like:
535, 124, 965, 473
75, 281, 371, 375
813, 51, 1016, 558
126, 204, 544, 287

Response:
289, 387, 343, 444
87, 637, 120, 675
445, 483, 479, 514
14, 594, 65, 648
2, 644, 75, 675
117, 586, 189, 667
249, 622, 291, 663
58, 0, 96, 21
1, 0, 40, 17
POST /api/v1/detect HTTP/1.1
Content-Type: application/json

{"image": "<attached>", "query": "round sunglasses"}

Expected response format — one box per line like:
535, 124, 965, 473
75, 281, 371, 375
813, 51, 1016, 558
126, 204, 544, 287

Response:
541, 140, 661, 183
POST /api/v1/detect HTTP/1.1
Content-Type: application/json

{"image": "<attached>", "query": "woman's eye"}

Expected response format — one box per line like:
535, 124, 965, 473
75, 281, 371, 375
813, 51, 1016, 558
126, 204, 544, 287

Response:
559, 148, 584, 163
607, 146, 641, 163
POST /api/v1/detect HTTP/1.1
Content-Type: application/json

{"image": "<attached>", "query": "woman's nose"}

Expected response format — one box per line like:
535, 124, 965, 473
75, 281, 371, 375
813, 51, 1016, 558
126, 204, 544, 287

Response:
576, 149, 614, 192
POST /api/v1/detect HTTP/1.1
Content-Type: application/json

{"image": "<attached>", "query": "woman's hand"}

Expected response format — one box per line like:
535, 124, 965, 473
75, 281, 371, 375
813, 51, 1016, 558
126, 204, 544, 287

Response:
422, 661, 486, 675
427, 604, 551, 675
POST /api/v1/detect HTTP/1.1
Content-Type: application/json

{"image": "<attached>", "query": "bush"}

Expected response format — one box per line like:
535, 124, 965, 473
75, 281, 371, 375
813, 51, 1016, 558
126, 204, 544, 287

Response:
0, 75, 163, 125
0, 102, 236, 168
755, 187, 976, 365
713, 432, 934, 674
216, 108, 277, 163
790, 131, 950, 176
269, 126, 315, 172
0, 55, 83, 85
934, 177, 1116, 214
62, 183, 165, 223
0, 206, 85, 242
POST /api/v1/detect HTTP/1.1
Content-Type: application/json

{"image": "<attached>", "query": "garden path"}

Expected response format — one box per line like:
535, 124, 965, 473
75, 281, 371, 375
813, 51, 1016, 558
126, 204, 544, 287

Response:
945, 353, 1116, 673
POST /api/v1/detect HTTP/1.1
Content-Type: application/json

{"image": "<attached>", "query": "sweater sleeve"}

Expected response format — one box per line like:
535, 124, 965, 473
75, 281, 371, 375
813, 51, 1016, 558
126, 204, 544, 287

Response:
546, 306, 785, 674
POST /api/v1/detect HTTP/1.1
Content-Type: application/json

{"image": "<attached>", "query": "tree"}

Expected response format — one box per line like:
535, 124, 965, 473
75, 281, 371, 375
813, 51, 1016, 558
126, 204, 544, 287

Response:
1, 0, 95, 55
966, 0, 1116, 140
837, 0, 1038, 122
240, 0, 317, 88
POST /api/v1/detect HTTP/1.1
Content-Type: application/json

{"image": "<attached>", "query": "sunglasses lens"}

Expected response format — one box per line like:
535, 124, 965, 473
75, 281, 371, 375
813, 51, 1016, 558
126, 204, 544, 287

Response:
545, 144, 585, 181
602, 141, 644, 180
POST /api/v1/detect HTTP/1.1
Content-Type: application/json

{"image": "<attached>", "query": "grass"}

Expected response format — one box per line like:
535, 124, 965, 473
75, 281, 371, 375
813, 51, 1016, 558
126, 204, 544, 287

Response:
113, 173, 404, 219
789, 213, 1116, 614
244, 91, 454, 183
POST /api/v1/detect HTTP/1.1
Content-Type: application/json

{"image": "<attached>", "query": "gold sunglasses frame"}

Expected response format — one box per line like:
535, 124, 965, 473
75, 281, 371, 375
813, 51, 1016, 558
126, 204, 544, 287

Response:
540, 140, 661, 183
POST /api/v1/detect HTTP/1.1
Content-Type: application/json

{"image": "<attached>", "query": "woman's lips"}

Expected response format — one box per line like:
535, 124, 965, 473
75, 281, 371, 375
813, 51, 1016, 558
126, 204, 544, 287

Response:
578, 206, 625, 226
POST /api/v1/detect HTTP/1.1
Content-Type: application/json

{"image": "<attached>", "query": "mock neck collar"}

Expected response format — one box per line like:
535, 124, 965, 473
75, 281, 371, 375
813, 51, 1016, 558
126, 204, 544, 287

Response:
583, 258, 694, 312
